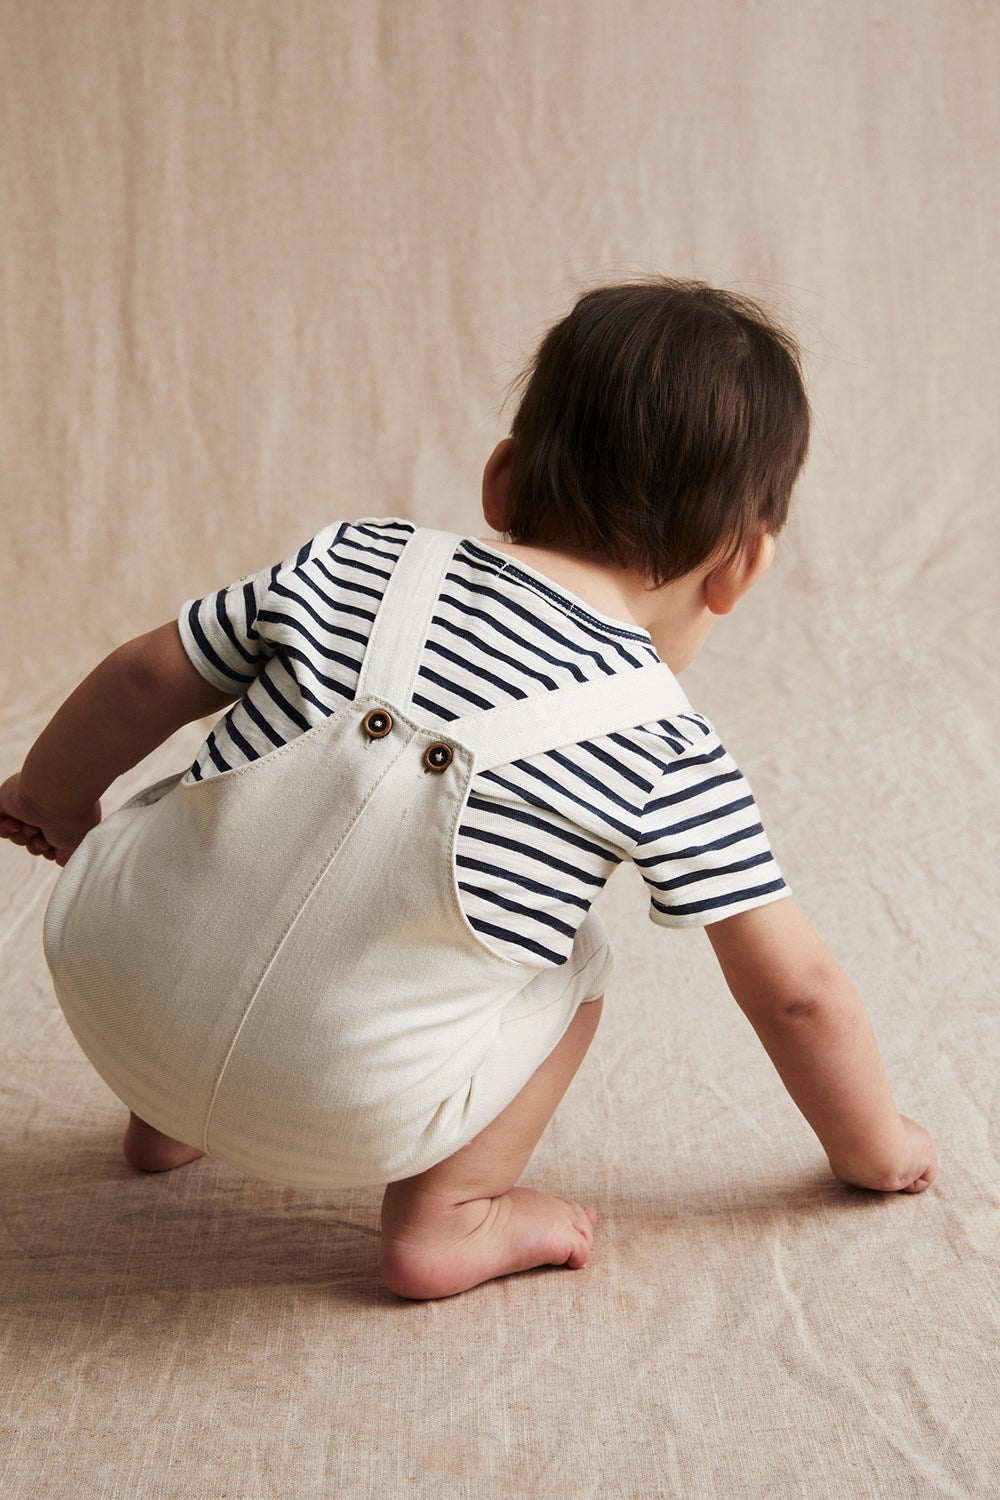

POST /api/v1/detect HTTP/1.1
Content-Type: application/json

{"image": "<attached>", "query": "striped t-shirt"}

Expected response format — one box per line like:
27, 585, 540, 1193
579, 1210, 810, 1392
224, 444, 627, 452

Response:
177, 516, 789, 968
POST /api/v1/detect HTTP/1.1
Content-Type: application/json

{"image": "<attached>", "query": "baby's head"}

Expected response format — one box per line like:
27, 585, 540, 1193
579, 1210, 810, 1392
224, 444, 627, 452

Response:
489, 275, 811, 595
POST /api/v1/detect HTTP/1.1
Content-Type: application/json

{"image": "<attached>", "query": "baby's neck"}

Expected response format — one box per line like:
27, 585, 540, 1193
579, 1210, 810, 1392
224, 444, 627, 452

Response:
474, 537, 712, 672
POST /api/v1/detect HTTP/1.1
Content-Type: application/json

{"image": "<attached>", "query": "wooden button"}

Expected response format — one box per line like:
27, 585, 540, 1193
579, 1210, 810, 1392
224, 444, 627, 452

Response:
362, 708, 393, 738
424, 742, 453, 772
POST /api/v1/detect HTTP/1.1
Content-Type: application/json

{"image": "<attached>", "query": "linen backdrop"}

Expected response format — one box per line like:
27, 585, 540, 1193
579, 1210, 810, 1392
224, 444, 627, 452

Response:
1, 2, 997, 1497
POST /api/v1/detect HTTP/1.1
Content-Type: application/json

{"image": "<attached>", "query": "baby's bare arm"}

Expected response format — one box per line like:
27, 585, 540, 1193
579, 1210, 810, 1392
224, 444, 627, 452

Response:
1, 624, 237, 864
17, 622, 237, 814
706, 900, 937, 1192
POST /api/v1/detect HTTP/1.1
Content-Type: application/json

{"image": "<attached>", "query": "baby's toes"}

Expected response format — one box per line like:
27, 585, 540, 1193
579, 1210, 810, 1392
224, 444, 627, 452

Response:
561, 1195, 596, 1235
559, 1199, 596, 1268
563, 1225, 594, 1269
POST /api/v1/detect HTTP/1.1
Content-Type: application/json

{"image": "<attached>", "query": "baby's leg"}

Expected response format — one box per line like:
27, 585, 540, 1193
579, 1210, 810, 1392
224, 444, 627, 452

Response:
122, 1112, 205, 1172
379, 996, 603, 1300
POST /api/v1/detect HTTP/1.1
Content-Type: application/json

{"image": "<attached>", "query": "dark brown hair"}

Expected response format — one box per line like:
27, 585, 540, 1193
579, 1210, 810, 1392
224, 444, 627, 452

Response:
499, 275, 811, 589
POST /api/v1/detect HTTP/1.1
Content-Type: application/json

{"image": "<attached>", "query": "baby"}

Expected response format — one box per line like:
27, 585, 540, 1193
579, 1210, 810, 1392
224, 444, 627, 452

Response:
1, 275, 937, 1300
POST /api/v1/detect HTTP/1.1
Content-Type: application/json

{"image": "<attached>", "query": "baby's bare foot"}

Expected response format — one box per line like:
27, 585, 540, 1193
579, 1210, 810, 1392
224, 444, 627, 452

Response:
123, 1112, 205, 1172
379, 1185, 597, 1300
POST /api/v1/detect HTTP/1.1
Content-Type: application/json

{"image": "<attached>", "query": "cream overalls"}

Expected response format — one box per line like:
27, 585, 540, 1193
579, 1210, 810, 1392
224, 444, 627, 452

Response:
43, 527, 690, 1189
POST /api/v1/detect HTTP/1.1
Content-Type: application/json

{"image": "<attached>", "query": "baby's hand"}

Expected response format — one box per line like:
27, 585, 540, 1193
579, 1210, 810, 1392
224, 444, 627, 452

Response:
0, 773, 101, 868
829, 1114, 938, 1195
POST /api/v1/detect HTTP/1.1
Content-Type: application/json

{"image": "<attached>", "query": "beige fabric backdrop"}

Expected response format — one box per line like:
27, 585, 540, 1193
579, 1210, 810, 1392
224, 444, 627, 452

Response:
2, 2, 997, 1496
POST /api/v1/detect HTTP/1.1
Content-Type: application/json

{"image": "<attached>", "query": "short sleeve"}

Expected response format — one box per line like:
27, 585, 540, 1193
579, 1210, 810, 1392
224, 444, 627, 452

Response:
633, 715, 790, 928
176, 522, 343, 694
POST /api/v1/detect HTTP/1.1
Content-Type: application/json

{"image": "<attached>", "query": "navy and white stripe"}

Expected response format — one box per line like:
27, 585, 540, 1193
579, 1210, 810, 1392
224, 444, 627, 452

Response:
177, 516, 789, 966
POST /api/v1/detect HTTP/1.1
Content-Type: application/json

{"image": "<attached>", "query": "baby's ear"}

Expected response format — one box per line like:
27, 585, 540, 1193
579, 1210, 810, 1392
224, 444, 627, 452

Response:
705, 533, 775, 616
753, 532, 777, 581
481, 438, 515, 531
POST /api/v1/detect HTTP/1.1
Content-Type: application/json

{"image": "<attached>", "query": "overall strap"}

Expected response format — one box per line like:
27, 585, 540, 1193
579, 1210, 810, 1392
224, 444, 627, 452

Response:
355, 527, 464, 709
453, 661, 691, 772
354, 524, 693, 769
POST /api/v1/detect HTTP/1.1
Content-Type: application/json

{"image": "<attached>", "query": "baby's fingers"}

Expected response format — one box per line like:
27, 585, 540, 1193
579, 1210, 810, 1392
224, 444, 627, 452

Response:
902, 1166, 937, 1194
25, 832, 59, 859
1, 815, 39, 845
0, 817, 56, 859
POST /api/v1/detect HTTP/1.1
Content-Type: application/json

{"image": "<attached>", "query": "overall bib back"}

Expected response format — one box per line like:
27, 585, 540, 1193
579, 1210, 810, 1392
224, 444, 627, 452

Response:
43, 528, 691, 1189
